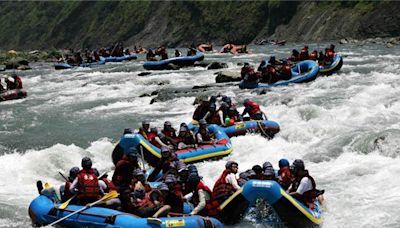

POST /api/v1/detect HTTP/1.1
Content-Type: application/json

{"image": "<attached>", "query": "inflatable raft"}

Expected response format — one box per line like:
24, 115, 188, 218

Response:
319, 54, 343, 75
143, 52, 205, 70
216, 180, 323, 227
0, 89, 27, 102
103, 54, 138, 62
54, 57, 106, 70
29, 194, 223, 227
239, 60, 320, 89
114, 124, 232, 167
190, 120, 280, 139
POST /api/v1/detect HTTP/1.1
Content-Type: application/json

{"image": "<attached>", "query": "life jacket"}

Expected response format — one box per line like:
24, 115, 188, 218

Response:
278, 166, 292, 190
212, 169, 236, 204
192, 181, 219, 216
291, 171, 317, 207
61, 181, 73, 202
325, 50, 334, 61
193, 102, 210, 121
14, 76, 22, 89
245, 100, 262, 119
197, 128, 212, 143
206, 112, 221, 125
101, 177, 117, 192
77, 169, 101, 200
148, 133, 161, 148
6, 80, 16, 90
139, 128, 149, 140
267, 65, 277, 76
281, 64, 292, 76
309, 51, 318, 61
162, 129, 176, 139
135, 190, 160, 209
300, 48, 309, 60
112, 156, 135, 191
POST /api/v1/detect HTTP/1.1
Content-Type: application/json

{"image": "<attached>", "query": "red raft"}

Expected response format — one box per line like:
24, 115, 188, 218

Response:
0, 89, 27, 102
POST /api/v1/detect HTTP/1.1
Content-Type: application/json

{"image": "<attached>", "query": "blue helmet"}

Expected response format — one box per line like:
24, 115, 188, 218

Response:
278, 159, 290, 168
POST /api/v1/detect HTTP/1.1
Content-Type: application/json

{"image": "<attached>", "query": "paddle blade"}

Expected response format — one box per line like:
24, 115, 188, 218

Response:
100, 191, 119, 202
59, 195, 75, 210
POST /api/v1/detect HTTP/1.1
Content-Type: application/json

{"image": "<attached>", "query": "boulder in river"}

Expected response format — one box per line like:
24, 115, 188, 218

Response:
215, 70, 241, 83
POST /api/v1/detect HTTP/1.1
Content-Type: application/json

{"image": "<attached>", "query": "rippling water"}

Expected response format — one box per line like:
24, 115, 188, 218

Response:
1, 43, 400, 227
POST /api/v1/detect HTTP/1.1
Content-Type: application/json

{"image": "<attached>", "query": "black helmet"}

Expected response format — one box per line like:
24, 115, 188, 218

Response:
208, 103, 216, 112
292, 159, 305, 171
209, 96, 217, 103
251, 165, 263, 174
164, 121, 172, 127
69, 166, 80, 179
225, 160, 238, 169
81, 157, 92, 169
199, 119, 207, 126
123, 128, 133, 134
142, 120, 150, 126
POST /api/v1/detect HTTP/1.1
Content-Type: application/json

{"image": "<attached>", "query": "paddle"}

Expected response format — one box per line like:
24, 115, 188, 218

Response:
47, 190, 119, 227
58, 195, 76, 210
58, 171, 68, 182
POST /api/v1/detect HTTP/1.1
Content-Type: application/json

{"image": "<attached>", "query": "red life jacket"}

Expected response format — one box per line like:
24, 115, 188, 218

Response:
282, 64, 292, 76
192, 181, 219, 216
15, 76, 22, 89
300, 49, 309, 60
77, 169, 101, 200
267, 65, 277, 76
326, 50, 334, 60
309, 51, 318, 61
278, 166, 292, 190
135, 190, 158, 209
61, 181, 73, 202
101, 177, 117, 192
162, 129, 176, 139
212, 169, 236, 203
245, 100, 262, 119
148, 133, 161, 148
207, 112, 221, 125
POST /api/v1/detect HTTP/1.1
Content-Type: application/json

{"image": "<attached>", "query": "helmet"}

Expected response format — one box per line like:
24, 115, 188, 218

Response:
199, 119, 207, 126
251, 165, 263, 174
263, 168, 275, 177
150, 127, 158, 133
69, 166, 80, 179
208, 103, 216, 112
157, 183, 169, 191
164, 174, 177, 184
278, 159, 290, 168
123, 128, 133, 134
225, 97, 232, 104
160, 146, 170, 154
81, 157, 92, 169
179, 126, 188, 132
142, 120, 150, 126
177, 162, 188, 173
188, 164, 198, 175
292, 159, 305, 171
209, 96, 217, 103
132, 168, 145, 176
7, 77, 15, 83
262, 161, 273, 171
187, 174, 201, 186
225, 161, 238, 169
243, 99, 250, 106
164, 121, 172, 127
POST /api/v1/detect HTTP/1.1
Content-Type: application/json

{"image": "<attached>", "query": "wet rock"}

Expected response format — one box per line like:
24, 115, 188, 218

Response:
5, 57, 30, 70
138, 72, 152, 76
166, 63, 180, 70
339, 38, 348, 44
207, 62, 228, 70
215, 70, 241, 83
151, 90, 159, 96
139, 93, 151, 97
193, 61, 210, 67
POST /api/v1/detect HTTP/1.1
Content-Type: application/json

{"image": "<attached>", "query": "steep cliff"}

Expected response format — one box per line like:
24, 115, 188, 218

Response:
0, 1, 398, 50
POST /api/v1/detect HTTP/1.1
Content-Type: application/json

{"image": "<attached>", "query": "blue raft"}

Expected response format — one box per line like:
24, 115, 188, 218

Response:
239, 60, 320, 89
143, 52, 204, 70
189, 120, 280, 138
319, 54, 343, 75
103, 54, 138, 62
116, 124, 232, 167
216, 180, 323, 227
29, 194, 223, 227
54, 57, 106, 70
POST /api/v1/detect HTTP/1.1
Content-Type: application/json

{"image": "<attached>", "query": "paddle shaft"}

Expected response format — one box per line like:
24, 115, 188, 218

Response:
58, 172, 68, 182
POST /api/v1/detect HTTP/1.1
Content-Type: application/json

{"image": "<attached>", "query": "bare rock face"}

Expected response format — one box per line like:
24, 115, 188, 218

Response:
215, 70, 241, 83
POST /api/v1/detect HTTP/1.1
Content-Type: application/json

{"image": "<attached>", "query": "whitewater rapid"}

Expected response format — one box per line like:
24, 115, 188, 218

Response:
1, 43, 399, 227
